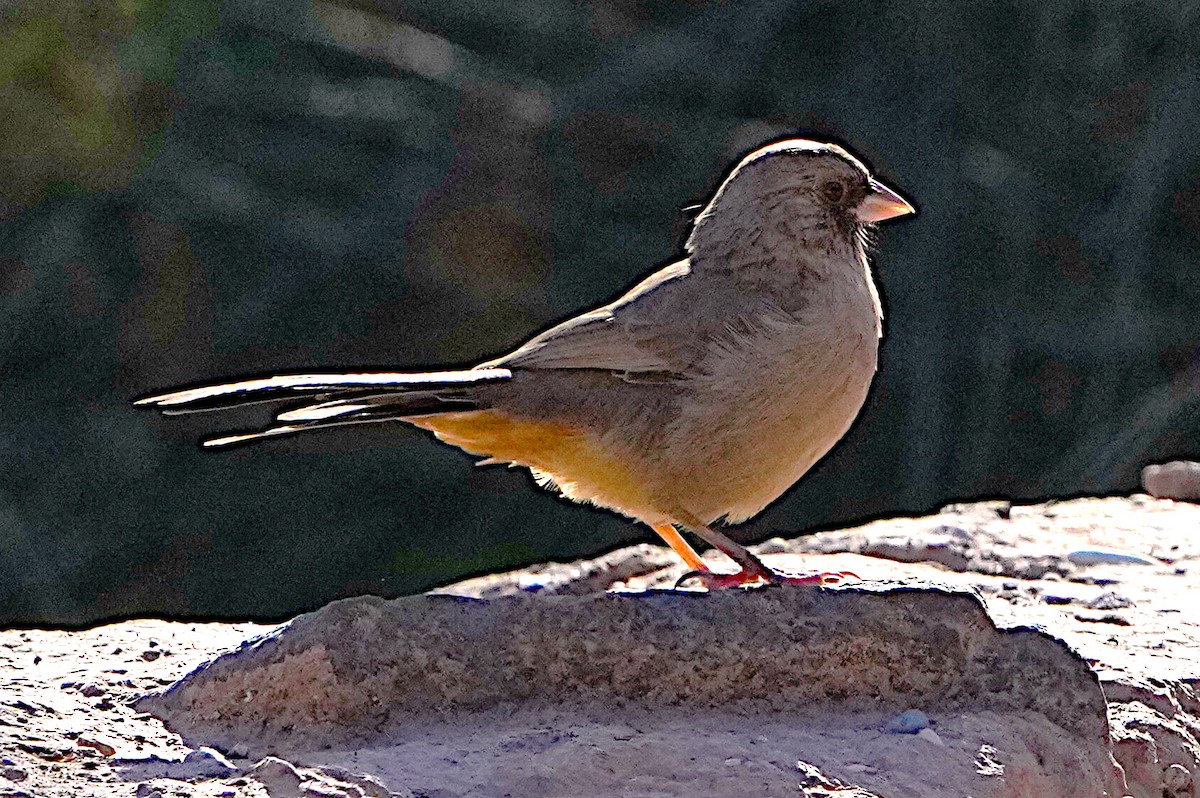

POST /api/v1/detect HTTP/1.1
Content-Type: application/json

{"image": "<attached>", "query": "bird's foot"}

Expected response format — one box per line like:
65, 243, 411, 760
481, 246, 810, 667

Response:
675, 565, 858, 590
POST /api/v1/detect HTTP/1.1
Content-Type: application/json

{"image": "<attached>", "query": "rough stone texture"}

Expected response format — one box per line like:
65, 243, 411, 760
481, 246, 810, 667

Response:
139, 587, 1109, 747
135, 583, 1128, 796
767, 496, 1200, 798
5, 495, 1200, 797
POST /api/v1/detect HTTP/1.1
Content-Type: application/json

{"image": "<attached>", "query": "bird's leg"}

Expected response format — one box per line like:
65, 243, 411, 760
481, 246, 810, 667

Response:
649, 522, 709, 572
675, 522, 857, 589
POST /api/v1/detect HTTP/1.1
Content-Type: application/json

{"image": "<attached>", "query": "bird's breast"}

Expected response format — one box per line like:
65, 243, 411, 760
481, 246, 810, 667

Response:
662, 270, 881, 523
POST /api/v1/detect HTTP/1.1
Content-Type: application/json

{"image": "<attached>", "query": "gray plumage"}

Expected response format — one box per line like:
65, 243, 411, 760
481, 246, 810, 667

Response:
137, 138, 914, 581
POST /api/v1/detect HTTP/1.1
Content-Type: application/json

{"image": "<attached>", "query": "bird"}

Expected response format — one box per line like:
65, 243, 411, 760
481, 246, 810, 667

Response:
135, 138, 915, 589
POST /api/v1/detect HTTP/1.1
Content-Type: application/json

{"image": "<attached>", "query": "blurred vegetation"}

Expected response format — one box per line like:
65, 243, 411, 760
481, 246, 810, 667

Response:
0, 0, 219, 212
1, 0, 1197, 624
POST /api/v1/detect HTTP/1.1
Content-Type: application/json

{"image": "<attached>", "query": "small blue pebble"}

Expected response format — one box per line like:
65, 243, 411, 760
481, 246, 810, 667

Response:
886, 709, 930, 734
1067, 548, 1153, 566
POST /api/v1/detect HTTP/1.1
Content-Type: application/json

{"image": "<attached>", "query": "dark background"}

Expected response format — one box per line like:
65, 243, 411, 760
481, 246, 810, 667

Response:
2, 0, 1197, 626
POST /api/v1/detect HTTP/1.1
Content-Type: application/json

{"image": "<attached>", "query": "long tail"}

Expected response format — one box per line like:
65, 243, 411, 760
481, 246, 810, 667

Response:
134, 368, 511, 447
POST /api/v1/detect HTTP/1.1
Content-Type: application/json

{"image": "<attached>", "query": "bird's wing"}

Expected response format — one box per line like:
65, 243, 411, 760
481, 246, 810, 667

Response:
484, 261, 696, 374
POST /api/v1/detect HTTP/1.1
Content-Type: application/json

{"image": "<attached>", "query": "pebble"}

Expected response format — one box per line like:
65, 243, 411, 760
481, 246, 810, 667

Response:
917, 728, 945, 746
2, 765, 27, 781
1074, 613, 1131, 626
1067, 548, 1154, 566
76, 737, 116, 757
516, 575, 545, 592
886, 709, 930, 734
1085, 591, 1134, 610
18, 741, 72, 761
1142, 461, 1200, 501
724, 757, 743, 766
141, 650, 161, 662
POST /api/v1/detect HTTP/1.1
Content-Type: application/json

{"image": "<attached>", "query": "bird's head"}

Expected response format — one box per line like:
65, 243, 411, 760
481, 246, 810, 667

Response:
686, 138, 915, 261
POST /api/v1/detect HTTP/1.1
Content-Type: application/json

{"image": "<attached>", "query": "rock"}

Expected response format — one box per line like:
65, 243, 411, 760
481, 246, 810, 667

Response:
860, 526, 974, 572
886, 709, 930, 734
11, 494, 1200, 798
1163, 763, 1192, 795
314, 765, 407, 798
1074, 612, 1132, 626
795, 759, 883, 797
1143, 461, 1200, 501
17, 741, 73, 761
141, 588, 1110, 749
252, 756, 304, 798
122, 751, 240, 781
75, 736, 116, 756
1084, 591, 1134, 610
136, 586, 1123, 796
181, 746, 239, 778
1, 765, 27, 781
78, 683, 106, 698
974, 744, 1004, 777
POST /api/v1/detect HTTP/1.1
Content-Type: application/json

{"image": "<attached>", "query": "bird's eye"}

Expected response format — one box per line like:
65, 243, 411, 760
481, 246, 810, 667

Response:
821, 180, 846, 204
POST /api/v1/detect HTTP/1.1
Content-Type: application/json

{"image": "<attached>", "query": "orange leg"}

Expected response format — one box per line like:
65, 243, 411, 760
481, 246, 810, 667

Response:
649, 522, 709, 572
677, 521, 859, 589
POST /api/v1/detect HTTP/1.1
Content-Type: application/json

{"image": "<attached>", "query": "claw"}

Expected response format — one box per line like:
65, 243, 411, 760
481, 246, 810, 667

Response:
675, 568, 767, 590
784, 570, 859, 586
675, 567, 859, 590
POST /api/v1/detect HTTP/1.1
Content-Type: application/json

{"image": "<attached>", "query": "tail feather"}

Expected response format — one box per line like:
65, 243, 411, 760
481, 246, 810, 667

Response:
273, 392, 445, 422
135, 368, 510, 412
202, 415, 403, 448
135, 367, 512, 447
